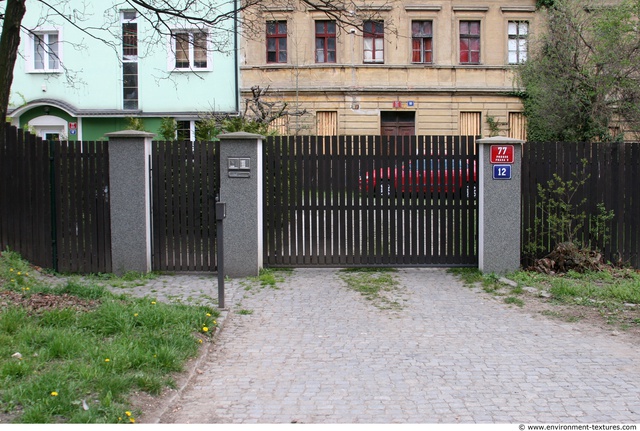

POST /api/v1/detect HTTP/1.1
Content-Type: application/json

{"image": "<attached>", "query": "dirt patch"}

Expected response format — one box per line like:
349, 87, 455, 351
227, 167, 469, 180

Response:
0, 290, 98, 314
475, 284, 640, 345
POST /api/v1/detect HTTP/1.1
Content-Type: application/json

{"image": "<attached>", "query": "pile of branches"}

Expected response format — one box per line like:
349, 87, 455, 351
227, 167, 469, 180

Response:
530, 242, 610, 274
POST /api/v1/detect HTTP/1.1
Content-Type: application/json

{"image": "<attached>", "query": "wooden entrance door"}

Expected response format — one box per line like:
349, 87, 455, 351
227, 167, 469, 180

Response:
381, 111, 415, 136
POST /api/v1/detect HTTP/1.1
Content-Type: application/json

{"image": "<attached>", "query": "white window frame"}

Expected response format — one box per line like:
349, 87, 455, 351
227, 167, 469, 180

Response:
121, 10, 138, 62
176, 119, 197, 141
363, 20, 385, 64
26, 27, 63, 73
168, 29, 213, 72
508, 21, 529, 64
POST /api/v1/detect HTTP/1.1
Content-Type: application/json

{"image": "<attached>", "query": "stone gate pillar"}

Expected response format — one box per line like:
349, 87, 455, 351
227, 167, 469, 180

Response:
105, 130, 154, 275
477, 136, 525, 274
217, 132, 264, 277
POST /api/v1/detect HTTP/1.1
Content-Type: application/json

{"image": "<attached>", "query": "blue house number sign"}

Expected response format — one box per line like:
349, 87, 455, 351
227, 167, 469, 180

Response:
493, 164, 512, 180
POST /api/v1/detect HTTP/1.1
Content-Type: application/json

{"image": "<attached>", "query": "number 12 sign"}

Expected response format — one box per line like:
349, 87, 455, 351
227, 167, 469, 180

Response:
490, 145, 514, 163
493, 164, 512, 180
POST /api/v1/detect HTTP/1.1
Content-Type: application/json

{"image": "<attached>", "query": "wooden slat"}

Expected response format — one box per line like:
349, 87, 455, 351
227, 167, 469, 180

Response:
318, 136, 329, 265
193, 141, 204, 270
264, 137, 274, 264
83, 142, 94, 271
630, 143, 640, 267
96, 141, 112, 272
151, 141, 163, 270
295, 136, 304, 265
283, 136, 293, 264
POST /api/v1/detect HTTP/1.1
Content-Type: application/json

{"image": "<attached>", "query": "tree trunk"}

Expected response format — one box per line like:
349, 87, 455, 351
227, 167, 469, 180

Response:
0, 0, 27, 125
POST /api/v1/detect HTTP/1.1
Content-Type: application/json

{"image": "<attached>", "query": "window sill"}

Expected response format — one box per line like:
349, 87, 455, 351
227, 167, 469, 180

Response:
27, 70, 63, 74
170, 68, 213, 73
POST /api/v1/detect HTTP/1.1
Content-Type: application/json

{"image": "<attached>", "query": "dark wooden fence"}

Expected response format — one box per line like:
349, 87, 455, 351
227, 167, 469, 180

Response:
263, 135, 478, 267
4, 125, 638, 272
0, 125, 111, 273
522, 141, 640, 268
150, 140, 219, 272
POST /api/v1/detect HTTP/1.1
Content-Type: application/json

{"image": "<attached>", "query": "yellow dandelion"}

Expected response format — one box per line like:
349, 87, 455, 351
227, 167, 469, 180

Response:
213, 321, 217, 325
10, 279, 14, 283
134, 313, 138, 317
125, 411, 132, 417
151, 301, 156, 305
25, 287, 29, 291
130, 418, 136, 423
17, 272, 21, 275
118, 417, 122, 421
198, 339, 203, 344
206, 313, 211, 317
9, 268, 14, 272
105, 358, 110, 362
51, 392, 58, 397
202, 327, 209, 332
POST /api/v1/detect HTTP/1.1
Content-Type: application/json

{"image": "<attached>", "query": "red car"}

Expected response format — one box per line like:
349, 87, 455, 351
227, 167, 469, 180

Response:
359, 158, 477, 198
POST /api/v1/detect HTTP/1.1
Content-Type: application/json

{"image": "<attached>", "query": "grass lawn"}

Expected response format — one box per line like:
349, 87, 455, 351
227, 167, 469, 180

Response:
0, 250, 219, 424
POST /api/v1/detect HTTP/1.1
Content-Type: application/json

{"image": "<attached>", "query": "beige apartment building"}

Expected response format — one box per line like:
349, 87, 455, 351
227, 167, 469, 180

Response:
240, 0, 538, 137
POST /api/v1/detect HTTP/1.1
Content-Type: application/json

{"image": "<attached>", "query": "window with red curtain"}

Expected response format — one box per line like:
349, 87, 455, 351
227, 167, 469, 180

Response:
411, 20, 433, 63
459, 21, 480, 64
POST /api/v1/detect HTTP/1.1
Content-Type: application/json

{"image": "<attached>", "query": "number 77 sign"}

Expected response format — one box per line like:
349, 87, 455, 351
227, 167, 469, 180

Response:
490, 145, 515, 163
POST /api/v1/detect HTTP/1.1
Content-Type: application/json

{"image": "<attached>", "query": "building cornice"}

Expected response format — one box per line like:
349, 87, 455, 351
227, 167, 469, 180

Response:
239, 86, 524, 95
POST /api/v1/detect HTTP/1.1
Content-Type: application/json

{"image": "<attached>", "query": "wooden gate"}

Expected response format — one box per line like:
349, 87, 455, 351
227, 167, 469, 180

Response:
150, 140, 219, 271
263, 135, 478, 267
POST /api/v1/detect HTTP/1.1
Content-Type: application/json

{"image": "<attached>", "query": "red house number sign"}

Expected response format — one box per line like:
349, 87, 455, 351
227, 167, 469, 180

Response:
490, 145, 514, 164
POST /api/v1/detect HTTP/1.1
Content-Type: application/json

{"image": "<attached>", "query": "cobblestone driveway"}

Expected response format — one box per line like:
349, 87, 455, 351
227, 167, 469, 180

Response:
139, 268, 640, 424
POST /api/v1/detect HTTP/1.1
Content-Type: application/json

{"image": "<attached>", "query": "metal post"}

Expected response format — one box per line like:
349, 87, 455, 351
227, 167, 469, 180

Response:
216, 201, 226, 309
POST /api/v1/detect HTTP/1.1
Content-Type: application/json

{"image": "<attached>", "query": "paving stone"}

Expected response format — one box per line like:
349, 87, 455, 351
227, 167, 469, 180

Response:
134, 268, 640, 424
